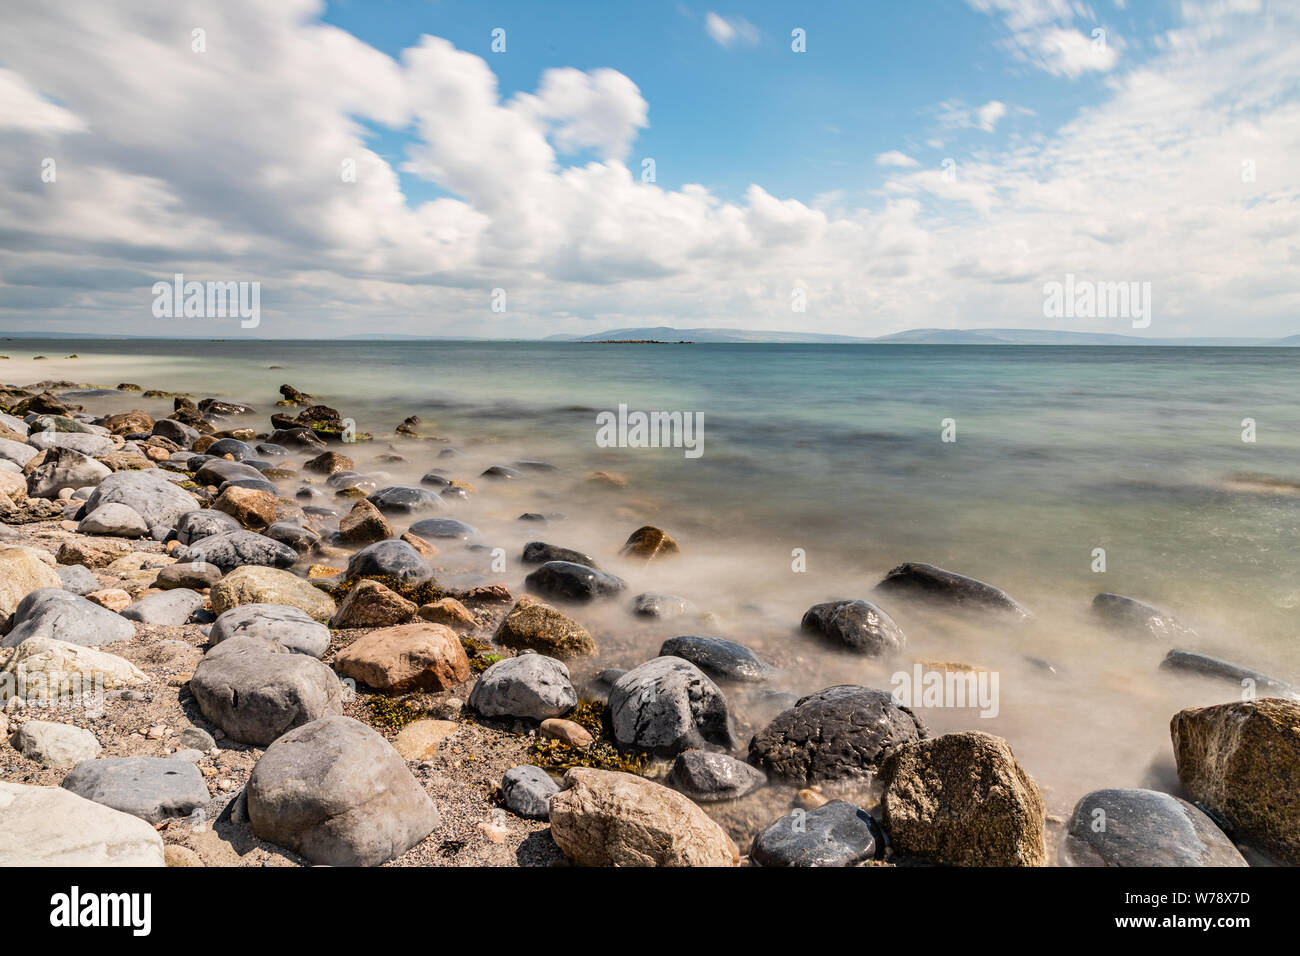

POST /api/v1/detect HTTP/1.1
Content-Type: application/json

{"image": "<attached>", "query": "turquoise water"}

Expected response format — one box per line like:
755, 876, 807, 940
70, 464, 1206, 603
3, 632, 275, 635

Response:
9, 339, 1300, 810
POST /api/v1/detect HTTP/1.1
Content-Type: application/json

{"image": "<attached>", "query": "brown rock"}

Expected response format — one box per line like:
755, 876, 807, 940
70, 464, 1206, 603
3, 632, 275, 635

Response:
303, 451, 354, 475
330, 579, 417, 629
400, 531, 438, 559
143, 445, 171, 462
56, 538, 132, 569
417, 597, 476, 631
879, 731, 1046, 867
307, 564, 343, 578
332, 622, 471, 693
1171, 697, 1300, 864
103, 410, 155, 435
549, 768, 739, 867
392, 719, 459, 760
494, 598, 595, 658
86, 589, 132, 612
620, 525, 680, 559
540, 718, 594, 747
211, 486, 278, 532
458, 583, 512, 606
338, 499, 391, 546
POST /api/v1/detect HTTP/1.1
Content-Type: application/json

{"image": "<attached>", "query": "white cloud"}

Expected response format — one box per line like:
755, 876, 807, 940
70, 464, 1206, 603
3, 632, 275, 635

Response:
705, 12, 759, 47
876, 150, 920, 167
0, 0, 1294, 339
969, 0, 1121, 78
976, 100, 1008, 131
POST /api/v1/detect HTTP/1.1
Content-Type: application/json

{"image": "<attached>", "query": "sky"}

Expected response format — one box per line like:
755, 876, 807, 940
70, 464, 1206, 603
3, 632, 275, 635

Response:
0, 0, 1296, 339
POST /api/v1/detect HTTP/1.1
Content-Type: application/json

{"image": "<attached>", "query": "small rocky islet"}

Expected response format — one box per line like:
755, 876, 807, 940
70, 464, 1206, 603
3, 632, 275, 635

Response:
0, 379, 1297, 868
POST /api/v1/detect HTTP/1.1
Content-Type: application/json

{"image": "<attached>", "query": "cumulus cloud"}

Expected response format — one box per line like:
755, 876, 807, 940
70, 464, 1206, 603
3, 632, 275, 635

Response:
0, 0, 1294, 339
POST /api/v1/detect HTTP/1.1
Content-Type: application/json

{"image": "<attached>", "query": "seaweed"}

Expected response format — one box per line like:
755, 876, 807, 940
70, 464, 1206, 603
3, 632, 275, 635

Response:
367, 695, 423, 730
525, 699, 648, 774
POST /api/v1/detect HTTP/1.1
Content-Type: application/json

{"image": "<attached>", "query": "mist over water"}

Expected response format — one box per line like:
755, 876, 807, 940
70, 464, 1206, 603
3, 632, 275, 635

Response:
15, 339, 1300, 818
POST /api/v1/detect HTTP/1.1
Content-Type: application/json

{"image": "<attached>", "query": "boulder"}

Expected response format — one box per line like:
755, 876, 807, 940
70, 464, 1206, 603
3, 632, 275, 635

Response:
390, 719, 459, 760
211, 485, 278, 532
409, 517, 478, 541
633, 593, 694, 619
1093, 593, 1196, 640
330, 579, 417, 629
0, 546, 63, 626
0, 437, 37, 468
304, 451, 353, 475
1160, 649, 1298, 697
26, 431, 115, 457
1171, 697, 1300, 864
77, 502, 149, 538
0, 781, 164, 866
173, 529, 297, 572
1062, 788, 1247, 867
619, 525, 680, 559
154, 561, 222, 590
121, 589, 205, 626
524, 560, 626, 603
749, 685, 926, 784
190, 635, 344, 745
801, 599, 906, 656
468, 654, 577, 721
174, 508, 241, 545
338, 499, 391, 546
207, 603, 331, 658
668, 749, 766, 802
751, 800, 883, 867
26, 447, 111, 498
608, 657, 737, 755
332, 622, 470, 693
366, 485, 443, 515
209, 566, 336, 620
875, 562, 1029, 617
247, 715, 440, 867
55, 537, 131, 569
549, 768, 738, 867
61, 756, 210, 824
658, 636, 773, 682
11, 719, 102, 767
82, 470, 199, 531
521, 541, 596, 566
344, 540, 433, 585
417, 597, 476, 630
55, 564, 99, 596
879, 731, 1046, 866
1, 588, 136, 648
493, 597, 596, 658
0, 637, 147, 700
501, 765, 559, 820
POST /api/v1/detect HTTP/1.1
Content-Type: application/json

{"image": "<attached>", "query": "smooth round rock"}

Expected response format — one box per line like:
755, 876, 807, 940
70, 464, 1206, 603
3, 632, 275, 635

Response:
751, 800, 883, 867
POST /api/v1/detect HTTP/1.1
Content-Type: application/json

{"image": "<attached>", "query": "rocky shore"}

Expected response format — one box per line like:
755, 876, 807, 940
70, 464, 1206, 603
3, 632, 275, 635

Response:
0, 377, 1296, 868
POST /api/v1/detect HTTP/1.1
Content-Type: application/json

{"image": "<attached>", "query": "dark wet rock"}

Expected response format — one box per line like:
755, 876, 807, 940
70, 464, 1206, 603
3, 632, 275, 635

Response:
190, 635, 344, 746
345, 540, 434, 585
1093, 593, 1197, 640
198, 398, 256, 417
194, 457, 265, 488
60, 757, 209, 825
264, 520, 319, 555
634, 592, 694, 619
326, 470, 370, 490
366, 485, 443, 515
255, 442, 289, 457
438, 485, 469, 502
154, 561, 222, 590
1160, 649, 1297, 697
876, 562, 1029, 617
620, 525, 680, 559
151, 419, 199, 447
749, 685, 926, 784
469, 654, 577, 721
518, 512, 546, 523
659, 635, 774, 682
56, 564, 99, 596
521, 541, 595, 566
669, 749, 766, 802
174, 508, 241, 545
801, 599, 906, 656
217, 477, 278, 496
121, 589, 205, 626
302, 505, 338, 519
208, 603, 330, 658
408, 517, 477, 541
879, 731, 1046, 867
494, 597, 596, 658
751, 800, 883, 867
608, 657, 737, 756
267, 427, 325, 450
481, 465, 523, 479
1, 588, 136, 649
247, 715, 439, 867
501, 765, 559, 820
174, 530, 297, 572
204, 438, 255, 460
1062, 788, 1246, 867
419, 472, 451, 489
524, 560, 625, 603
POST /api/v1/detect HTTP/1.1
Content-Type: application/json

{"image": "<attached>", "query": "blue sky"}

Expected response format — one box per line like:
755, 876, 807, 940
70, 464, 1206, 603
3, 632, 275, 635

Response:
0, 0, 1296, 339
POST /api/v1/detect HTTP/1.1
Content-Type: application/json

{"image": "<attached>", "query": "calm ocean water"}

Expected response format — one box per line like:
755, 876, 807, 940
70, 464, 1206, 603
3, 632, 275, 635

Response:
8, 338, 1300, 810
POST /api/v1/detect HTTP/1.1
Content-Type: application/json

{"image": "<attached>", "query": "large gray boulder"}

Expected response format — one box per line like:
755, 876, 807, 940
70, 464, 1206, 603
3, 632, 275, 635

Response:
121, 589, 205, 626
751, 800, 883, 867
501, 765, 559, 820
78, 503, 150, 538
0, 588, 135, 649
56, 564, 99, 596
173, 529, 297, 572
668, 749, 766, 802
0, 781, 164, 866
344, 540, 433, 584
468, 654, 576, 721
608, 656, 737, 756
26, 431, 115, 457
247, 715, 440, 867
174, 508, 241, 545
801, 599, 906, 656
749, 685, 926, 784
0, 437, 37, 467
189, 636, 343, 746
207, 603, 331, 658
61, 756, 210, 825
83, 470, 199, 532
27, 447, 112, 498
876, 562, 1029, 617
1062, 788, 1246, 867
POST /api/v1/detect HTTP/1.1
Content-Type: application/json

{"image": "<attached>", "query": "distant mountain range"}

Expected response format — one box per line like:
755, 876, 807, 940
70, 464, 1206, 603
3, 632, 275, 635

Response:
1, 326, 1296, 345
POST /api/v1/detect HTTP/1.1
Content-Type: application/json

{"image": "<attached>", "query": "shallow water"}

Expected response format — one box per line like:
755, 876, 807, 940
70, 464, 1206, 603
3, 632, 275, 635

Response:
9, 339, 1300, 824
